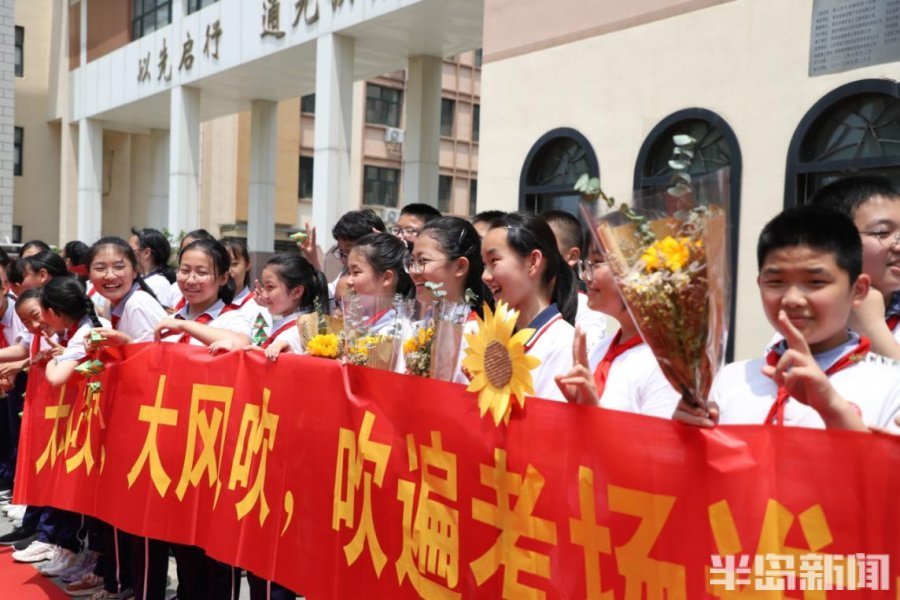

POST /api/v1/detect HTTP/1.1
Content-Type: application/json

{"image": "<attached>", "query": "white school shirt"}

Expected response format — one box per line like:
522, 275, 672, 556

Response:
166, 299, 252, 346
110, 285, 167, 342
143, 272, 175, 308
575, 292, 608, 355
264, 311, 304, 354
168, 281, 184, 309
86, 282, 111, 319
55, 315, 112, 364
366, 306, 399, 335
523, 304, 574, 403
233, 287, 272, 336
712, 333, 900, 432
587, 337, 680, 418
0, 297, 24, 348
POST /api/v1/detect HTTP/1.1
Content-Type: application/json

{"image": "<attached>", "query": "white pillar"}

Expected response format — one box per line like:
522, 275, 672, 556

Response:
76, 118, 103, 243
312, 33, 355, 248
168, 86, 200, 236
403, 55, 442, 208
148, 129, 169, 230
247, 100, 278, 252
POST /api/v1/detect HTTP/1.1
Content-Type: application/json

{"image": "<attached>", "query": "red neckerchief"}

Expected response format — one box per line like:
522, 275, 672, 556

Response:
231, 290, 255, 310
88, 287, 97, 298
68, 265, 88, 277
30, 332, 41, 358
174, 312, 214, 343
365, 307, 392, 328
174, 297, 186, 311
111, 315, 120, 330
58, 323, 81, 348
592, 330, 643, 399
261, 319, 296, 349
764, 336, 871, 425
887, 315, 899, 332
0, 323, 6, 350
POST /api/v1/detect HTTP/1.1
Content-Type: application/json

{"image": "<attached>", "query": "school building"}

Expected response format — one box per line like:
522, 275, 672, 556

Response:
10, 0, 900, 358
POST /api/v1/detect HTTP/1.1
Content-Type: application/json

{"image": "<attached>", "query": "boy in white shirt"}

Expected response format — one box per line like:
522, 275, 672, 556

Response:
676, 206, 900, 432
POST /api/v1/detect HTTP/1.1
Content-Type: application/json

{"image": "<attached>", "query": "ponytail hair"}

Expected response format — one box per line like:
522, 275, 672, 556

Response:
419, 216, 493, 318
21, 251, 70, 280
88, 236, 163, 307
131, 227, 175, 283
179, 239, 236, 305
489, 212, 578, 325
39, 277, 102, 328
352, 232, 413, 298
265, 253, 330, 314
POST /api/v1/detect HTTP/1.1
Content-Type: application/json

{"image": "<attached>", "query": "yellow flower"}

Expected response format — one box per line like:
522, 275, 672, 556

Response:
641, 236, 694, 273
417, 326, 434, 348
306, 333, 339, 358
461, 301, 542, 426
403, 337, 418, 355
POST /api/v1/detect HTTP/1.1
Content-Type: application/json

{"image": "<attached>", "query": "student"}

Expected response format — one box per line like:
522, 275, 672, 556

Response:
481, 212, 577, 402
20, 251, 70, 289
345, 232, 413, 333
63, 240, 90, 280
129, 227, 176, 309
809, 176, 900, 358
554, 245, 680, 417
392, 203, 442, 244
0, 252, 23, 504
541, 210, 608, 353
221, 237, 270, 340
675, 207, 900, 432
167, 229, 216, 311
19, 239, 51, 259
472, 210, 506, 239
155, 239, 252, 348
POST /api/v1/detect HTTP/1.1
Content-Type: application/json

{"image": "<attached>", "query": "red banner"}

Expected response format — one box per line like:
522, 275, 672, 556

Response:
13, 344, 900, 598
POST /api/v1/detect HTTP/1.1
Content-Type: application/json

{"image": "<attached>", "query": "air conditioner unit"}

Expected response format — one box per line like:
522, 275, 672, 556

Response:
384, 127, 405, 144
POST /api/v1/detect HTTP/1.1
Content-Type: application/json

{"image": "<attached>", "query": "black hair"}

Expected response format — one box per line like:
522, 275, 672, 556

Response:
473, 210, 506, 225
0, 246, 10, 268
179, 238, 236, 305
15, 288, 41, 308
540, 210, 585, 255
264, 253, 330, 314
63, 241, 90, 266
351, 232, 413, 298
332, 209, 387, 242
757, 206, 862, 282
488, 212, 578, 325
180, 229, 215, 251
20, 240, 51, 256
221, 238, 252, 289
87, 237, 163, 306
39, 277, 103, 329
131, 227, 175, 283
400, 203, 442, 224
21, 251, 70, 280
419, 216, 493, 318
7, 261, 23, 287
809, 176, 898, 217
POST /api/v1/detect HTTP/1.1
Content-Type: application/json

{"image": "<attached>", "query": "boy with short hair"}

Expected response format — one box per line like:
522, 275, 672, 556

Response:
472, 210, 506, 239
676, 206, 900, 432
393, 203, 441, 243
809, 176, 900, 357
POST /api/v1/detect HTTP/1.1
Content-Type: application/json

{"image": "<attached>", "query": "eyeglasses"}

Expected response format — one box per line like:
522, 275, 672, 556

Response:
91, 263, 130, 276
860, 229, 900, 248
391, 226, 420, 239
177, 269, 213, 281
330, 247, 350, 262
404, 256, 448, 275
576, 258, 606, 282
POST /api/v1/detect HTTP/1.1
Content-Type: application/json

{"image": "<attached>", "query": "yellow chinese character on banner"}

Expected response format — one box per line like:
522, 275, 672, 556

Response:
469, 448, 557, 599
127, 375, 178, 497
396, 432, 460, 600
228, 388, 279, 525
569, 466, 613, 600
707, 499, 833, 599
64, 385, 105, 474
35, 385, 72, 474
332, 410, 392, 576
608, 485, 686, 600
175, 384, 234, 505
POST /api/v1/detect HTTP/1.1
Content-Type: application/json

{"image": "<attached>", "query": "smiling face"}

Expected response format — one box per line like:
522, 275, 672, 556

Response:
177, 248, 227, 311
90, 246, 138, 305
758, 245, 869, 353
227, 247, 251, 291
480, 227, 542, 310
259, 266, 303, 317
16, 298, 44, 335
583, 248, 624, 317
345, 248, 394, 297
410, 232, 466, 304
20, 266, 48, 291
852, 196, 900, 296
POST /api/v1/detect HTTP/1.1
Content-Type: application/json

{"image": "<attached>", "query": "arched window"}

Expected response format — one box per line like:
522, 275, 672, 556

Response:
634, 109, 742, 360
519, 128, 599, 216
785, 79, 900, 207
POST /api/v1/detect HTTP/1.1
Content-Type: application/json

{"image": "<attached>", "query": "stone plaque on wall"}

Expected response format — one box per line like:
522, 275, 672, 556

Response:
810, 0, 900, 76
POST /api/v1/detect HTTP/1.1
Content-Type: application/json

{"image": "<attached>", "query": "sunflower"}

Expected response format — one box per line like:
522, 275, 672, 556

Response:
462, 301, 541, 425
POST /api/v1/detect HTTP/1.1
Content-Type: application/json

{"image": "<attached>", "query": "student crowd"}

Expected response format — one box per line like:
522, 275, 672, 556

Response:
0, 175, 897, 600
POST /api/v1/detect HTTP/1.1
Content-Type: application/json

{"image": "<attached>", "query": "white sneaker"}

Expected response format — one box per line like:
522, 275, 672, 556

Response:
3, 502, 23, 515
11, 539, 58, 563
39, 546, 78, 576
6, 504, 25, 519
11, 518, 22, 528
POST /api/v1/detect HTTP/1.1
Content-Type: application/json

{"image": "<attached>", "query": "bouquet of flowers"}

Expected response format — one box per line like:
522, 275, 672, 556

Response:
402, 283, 471, 380
299, 298, 343, 359
577, 139, 731, 410
341, 292, 406, 371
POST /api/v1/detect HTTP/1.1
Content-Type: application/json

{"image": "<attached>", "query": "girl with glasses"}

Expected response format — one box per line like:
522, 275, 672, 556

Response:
555, 246, 679, 417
